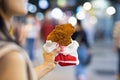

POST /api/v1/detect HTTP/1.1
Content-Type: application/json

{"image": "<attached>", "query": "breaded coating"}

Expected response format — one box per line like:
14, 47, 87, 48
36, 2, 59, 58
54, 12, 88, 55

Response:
47, 24, 75, 46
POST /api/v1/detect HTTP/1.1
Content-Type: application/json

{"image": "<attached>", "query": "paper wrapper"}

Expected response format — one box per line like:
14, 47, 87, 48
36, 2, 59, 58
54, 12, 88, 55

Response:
43, 40, 79, 66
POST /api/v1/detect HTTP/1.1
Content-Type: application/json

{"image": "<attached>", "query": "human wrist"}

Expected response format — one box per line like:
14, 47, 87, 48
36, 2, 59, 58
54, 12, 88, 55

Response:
43, 62, 56, 70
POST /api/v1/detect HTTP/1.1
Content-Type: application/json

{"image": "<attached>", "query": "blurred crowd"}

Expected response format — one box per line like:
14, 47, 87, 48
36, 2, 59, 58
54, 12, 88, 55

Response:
9, 0, 120, 80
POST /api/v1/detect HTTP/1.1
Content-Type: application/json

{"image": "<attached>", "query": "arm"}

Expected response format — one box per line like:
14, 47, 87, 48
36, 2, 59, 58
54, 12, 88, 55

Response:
113, 27, 119, 46
0, 51, 28, 80
113, 37, 119, 48
34, 49, 57, 80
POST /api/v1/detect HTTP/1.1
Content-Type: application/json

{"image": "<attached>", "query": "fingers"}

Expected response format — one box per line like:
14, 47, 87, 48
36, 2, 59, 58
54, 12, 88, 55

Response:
51, 48, 59, 55
43, 47, 59, 55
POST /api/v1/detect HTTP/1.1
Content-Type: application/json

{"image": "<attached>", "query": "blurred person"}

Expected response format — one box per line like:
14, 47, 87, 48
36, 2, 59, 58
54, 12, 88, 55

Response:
0, 0, 58, 80
82, 13, 96, 46
34, 18, 41, 47
113, 21, 120, 80
19, 23, 26, 46
72, 21, 91, 80
23, 15, 40, 61
12, 18, 24, 44
41, 12, 55, 42
13, 22, 21, 42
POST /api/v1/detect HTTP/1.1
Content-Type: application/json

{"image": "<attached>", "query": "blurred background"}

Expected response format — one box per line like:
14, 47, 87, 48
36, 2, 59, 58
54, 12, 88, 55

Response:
12, 0, 120, 80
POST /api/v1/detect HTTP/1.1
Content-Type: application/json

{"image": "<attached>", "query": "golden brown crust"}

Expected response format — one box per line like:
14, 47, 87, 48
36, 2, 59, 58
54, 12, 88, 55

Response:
47, 24, 75, 46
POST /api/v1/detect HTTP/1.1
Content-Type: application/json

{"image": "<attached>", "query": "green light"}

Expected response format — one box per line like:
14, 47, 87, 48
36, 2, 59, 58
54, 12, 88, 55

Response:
57, 0, 67, 7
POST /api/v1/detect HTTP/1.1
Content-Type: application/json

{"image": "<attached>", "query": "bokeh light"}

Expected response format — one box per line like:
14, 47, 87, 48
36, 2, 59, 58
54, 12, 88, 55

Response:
83, 2, 92, 11
76, 11, 85, 20
51, 8, 63, 20
28, 3, 37, 13
39, 0, 49, 9
89, 16, 97, 25
57, 0, 66, 7
68, 16, 77, 26
35, 12, 44, 20
106, 6, 116, 15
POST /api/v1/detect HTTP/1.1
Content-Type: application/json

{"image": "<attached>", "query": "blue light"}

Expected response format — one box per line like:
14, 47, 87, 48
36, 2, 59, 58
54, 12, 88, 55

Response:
28, 3, 37, 13
39, 0, 49, 9
36, 12, 44, 20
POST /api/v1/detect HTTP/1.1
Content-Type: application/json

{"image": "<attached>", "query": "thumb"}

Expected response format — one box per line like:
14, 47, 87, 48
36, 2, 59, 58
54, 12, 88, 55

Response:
50, 48, 59, 55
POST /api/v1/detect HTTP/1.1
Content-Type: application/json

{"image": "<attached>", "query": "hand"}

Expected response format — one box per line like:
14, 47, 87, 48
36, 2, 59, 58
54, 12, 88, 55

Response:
43, 49, 58, 70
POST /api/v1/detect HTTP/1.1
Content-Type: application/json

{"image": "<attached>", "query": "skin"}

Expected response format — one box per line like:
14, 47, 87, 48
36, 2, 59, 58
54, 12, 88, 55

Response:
0, 0, 57, 80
